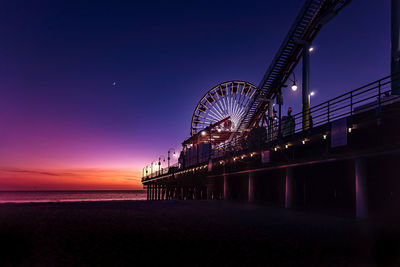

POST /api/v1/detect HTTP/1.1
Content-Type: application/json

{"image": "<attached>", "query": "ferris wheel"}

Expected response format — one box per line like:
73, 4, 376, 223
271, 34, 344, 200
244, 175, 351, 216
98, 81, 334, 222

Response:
190, 81, 259, 136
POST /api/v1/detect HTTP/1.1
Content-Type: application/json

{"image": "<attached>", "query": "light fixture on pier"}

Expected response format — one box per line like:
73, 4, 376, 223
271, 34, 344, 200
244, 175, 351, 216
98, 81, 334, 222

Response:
348, 127, 352, 133
201, 131, 206, 136
285, 144, 289, 149
274, 147, 278, 151
250, 153, 254, 157
310, 91, 315, 96
309, 46, 314, 52
323, 134, 327, 139
217, 128, 222, 132
302, 140, 306, 145
290, 72, 298, 91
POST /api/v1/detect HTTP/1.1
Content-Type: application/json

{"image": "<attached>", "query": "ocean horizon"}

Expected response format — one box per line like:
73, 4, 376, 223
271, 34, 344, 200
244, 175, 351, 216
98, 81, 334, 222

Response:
0, 190, 147, 204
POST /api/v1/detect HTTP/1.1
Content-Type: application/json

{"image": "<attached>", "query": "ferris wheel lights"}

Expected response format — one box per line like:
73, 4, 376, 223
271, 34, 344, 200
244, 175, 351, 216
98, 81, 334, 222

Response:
190, 81, 257, 138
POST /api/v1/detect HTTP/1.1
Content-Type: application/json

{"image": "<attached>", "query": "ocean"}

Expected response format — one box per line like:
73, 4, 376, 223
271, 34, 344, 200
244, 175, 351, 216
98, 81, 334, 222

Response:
0, 190, 147, 204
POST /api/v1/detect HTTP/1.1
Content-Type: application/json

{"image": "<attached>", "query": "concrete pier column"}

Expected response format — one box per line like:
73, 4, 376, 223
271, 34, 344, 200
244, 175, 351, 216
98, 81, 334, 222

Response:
206, 183, 214, 200
355, 158, 368, 219
223, 175, 230, 200
157, 184, 161, 200
151, 183, 155, 200
166, 186, 170, 200
146, 185, 149, 200
248, 172, 255, 202
285, 168, 294, 209
149, 185, 152, 200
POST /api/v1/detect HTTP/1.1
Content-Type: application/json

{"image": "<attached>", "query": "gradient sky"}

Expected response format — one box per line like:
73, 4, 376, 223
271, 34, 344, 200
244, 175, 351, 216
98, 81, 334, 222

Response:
0, 0, 390, 190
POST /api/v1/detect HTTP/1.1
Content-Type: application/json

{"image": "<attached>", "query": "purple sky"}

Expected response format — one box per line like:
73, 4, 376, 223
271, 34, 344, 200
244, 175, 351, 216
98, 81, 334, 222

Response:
0, 0, 390, 189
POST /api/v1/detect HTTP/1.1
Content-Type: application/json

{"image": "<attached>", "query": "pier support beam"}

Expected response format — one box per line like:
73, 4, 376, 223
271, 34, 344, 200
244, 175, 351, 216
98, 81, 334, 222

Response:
152, 183, 155, 200
302, 43, 311, 130
355, 159, 368, 219
248, 172, 255, 202
206, 183, 214, 200
392, 0, 400, 94
223, 175, 230, 200
285, 168, 294, 209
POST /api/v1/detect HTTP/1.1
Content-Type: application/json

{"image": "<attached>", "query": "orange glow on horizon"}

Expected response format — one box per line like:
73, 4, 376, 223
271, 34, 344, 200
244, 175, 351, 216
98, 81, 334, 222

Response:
0, 168, 143, 191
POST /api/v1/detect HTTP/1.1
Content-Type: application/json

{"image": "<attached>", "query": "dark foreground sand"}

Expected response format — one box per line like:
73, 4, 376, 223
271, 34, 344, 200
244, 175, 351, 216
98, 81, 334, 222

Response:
0, 200, 399, 266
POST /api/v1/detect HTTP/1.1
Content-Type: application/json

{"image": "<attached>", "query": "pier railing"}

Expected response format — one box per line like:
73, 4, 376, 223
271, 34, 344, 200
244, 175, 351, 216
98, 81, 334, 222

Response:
289, 73, 400, 134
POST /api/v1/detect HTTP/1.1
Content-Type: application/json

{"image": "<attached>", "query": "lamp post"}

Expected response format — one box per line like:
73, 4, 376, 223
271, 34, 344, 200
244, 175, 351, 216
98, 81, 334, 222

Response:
167, 148, 176, 169
201, 124, 212, 160
290, 73, 298, 91
150, 161, 157, 178
302, 42, 312, 131
158, 156, 165, 176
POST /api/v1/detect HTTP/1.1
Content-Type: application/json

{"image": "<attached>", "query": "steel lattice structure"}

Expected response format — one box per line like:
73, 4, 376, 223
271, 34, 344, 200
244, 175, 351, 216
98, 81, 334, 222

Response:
234, 0, 352, 137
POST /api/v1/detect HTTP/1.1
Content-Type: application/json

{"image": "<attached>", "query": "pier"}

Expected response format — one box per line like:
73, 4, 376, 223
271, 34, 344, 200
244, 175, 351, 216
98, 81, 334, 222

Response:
142, 0, 400, 219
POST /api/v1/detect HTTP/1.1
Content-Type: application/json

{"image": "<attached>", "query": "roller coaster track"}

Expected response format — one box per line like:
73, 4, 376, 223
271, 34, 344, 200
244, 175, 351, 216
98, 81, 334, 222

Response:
234, 0, 352, 137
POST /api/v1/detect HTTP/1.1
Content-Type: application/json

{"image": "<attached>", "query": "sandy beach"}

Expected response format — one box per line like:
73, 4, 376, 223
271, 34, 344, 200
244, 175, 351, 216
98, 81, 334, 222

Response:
0, 200, 399, 266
